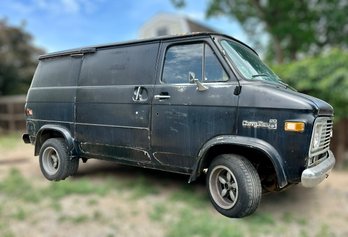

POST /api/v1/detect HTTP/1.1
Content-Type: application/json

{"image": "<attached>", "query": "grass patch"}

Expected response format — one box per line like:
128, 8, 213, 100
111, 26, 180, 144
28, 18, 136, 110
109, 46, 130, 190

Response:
149, 203, 167, 221
0, 169, 110, 203
101, 175, 160, 199
0, 169, 41, 202
0, 132, 22, 150
92, 210, 104, 222
125, 176, 159, 199
87, 198, 98, 206
167, 208, 244, 237
12, 207, 28, 221
169, 184, 209, 208
50, 201, 62, 212
315, 224, 333, 237
59, 214, 90, 224
244, 212, 277, 235
0, 216, 15, 237
246, 212, 275, 226
43, 178, 109, 199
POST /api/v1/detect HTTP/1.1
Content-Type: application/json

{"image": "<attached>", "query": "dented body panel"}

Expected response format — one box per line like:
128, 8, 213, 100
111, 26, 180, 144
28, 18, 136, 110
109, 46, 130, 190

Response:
23, 33, 335, 191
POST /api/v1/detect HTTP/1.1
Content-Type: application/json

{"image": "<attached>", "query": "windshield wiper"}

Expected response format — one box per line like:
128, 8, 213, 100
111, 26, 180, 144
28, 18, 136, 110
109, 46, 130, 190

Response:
252, 74, 268, 78
278, 80, 297, 91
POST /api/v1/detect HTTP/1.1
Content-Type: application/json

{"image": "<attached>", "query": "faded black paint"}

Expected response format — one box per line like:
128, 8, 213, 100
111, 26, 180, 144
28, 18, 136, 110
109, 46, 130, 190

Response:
23, 33, 334, 190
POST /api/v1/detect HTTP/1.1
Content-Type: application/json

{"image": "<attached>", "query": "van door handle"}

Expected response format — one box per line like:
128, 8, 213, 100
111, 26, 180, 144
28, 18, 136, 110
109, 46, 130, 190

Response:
154, 94, 171, 100
133, 86, 148, 101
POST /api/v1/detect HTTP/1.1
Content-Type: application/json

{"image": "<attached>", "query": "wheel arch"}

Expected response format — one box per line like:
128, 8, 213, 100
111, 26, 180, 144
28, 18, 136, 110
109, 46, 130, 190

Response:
34, 125, 76, 157
189, 135, 288, 189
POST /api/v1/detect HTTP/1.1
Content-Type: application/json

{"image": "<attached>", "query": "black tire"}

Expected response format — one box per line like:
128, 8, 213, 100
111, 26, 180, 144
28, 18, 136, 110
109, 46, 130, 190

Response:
68, 158, 79, 176
39, 138, 72, 181
207, 154, 262, 218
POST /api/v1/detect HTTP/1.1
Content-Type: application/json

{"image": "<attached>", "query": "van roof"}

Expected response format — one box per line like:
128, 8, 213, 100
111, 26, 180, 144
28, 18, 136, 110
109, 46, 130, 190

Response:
39, 32, 257, 60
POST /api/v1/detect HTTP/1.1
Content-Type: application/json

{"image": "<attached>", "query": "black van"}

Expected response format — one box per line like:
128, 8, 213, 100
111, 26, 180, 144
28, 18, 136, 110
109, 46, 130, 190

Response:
23, 33, 335, 218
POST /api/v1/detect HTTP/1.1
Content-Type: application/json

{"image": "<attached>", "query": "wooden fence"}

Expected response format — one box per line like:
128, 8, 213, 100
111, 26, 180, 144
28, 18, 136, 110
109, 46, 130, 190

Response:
0, 95, 26, 132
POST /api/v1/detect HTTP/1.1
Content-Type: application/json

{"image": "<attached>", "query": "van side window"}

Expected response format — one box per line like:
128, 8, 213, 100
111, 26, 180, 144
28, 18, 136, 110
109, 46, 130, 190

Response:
31, 57, 80, 87
162, 43, 228, 84
162, 44, 203, 84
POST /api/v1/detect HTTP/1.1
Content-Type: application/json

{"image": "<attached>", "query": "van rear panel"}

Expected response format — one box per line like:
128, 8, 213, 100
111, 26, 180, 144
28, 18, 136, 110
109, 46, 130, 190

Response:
26, 56, 82, 137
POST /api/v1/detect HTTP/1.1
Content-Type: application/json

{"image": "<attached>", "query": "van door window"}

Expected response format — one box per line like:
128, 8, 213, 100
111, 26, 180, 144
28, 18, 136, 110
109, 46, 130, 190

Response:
162, 43, 228, 84
162, 43, 203, 84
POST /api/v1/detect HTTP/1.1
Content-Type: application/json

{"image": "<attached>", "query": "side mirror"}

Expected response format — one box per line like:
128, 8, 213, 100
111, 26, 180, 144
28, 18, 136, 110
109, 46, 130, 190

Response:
189, 72, 208, 92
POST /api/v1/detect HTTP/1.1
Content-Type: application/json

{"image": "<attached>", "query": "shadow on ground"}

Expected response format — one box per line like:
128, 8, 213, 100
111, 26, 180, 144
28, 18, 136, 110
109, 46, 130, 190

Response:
74, 159, 318, 209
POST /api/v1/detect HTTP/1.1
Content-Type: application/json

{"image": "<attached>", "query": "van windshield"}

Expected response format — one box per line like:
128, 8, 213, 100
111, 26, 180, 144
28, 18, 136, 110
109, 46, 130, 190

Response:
220, 40, 280, 83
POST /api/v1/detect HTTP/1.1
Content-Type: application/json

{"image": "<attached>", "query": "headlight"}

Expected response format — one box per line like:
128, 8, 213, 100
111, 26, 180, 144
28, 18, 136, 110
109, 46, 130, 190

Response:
312, 124, 323, 149
309, 117, 333, 160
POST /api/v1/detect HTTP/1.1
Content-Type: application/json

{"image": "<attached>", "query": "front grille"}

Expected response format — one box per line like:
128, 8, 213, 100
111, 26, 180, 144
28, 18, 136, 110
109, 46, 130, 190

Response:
308, 117, 333, 165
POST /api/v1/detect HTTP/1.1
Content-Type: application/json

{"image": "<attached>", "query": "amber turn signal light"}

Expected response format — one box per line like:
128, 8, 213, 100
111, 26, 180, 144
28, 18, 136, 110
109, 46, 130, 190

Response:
284, 122, 305, 132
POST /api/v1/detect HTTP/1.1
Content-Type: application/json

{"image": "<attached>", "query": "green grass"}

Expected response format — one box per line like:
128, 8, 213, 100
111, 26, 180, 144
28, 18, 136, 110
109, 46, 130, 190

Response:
12, 207, 28, 221
43, 178, 109, 199
149, 203, 167, 221
167, 208, 244, 237
126, 176, 159, 199
0, 168, 41, 202
0, 132, 22, 150
59, 214, 90, 224
315, 224, 334, 237
0, 168, 160, 204
0, 168, 337, 237
169, 184, 209, 208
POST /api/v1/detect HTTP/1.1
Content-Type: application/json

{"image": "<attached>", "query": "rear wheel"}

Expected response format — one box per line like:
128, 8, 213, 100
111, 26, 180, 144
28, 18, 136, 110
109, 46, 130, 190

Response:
207, 154, 262, 218
68, 158, 79, 176
39, 138, 74, 181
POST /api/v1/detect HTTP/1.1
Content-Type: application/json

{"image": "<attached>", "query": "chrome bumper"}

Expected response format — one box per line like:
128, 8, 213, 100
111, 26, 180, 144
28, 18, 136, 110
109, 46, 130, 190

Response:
301, 150, 335, 187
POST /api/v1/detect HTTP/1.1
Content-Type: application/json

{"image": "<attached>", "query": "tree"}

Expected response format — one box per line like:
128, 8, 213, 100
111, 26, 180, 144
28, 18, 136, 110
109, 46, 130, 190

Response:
172, 0, 348, 64
208, 0, 318, 63
272, 49, 348, 121
0, 20, 44, 95
272, 49, 348, 166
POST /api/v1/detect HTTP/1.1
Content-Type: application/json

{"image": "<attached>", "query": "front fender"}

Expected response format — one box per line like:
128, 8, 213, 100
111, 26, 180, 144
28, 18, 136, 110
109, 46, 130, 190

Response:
189, 135, 288, 188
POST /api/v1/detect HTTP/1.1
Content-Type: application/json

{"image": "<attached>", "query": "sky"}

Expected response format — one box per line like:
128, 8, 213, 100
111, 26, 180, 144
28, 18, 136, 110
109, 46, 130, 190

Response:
0, 0, 247, 53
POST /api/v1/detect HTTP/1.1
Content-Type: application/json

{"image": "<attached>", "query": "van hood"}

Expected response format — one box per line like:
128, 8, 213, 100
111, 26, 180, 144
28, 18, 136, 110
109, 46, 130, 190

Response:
239, 83, 334, 116
289, 90, 333, 116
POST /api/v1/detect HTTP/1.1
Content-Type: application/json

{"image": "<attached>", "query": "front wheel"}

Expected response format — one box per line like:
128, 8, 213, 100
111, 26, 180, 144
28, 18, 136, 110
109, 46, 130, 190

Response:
207, 154, 262, 218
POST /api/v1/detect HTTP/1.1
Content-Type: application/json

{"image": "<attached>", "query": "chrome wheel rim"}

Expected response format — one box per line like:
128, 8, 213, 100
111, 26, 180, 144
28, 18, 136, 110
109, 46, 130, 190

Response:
42, 147, 60, 175
209, 165, 238, 209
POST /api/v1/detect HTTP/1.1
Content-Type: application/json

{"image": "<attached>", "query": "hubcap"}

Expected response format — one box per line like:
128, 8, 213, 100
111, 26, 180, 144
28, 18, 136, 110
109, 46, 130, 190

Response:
42, 147, 60, 175
209, 165, 238, 209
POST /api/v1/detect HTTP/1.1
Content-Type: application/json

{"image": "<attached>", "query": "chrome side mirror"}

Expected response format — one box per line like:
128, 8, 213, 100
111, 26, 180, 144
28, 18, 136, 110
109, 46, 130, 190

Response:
189, 72, 208, 92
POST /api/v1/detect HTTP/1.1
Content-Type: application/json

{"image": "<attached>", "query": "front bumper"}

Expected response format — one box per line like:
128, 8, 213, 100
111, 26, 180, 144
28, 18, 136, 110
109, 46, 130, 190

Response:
301, 150, 335, 187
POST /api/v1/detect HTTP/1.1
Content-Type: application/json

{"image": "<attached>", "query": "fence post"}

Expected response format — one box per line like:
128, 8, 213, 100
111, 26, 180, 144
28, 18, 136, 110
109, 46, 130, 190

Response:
0, 95, 26, 132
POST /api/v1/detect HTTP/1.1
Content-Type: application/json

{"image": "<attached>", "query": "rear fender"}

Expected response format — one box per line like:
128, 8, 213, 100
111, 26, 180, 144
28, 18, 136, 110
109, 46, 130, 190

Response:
34, 124, 77, 157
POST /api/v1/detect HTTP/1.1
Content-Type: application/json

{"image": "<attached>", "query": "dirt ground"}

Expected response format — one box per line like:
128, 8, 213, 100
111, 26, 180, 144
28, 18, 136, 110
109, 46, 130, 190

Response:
1, 142, 348, 237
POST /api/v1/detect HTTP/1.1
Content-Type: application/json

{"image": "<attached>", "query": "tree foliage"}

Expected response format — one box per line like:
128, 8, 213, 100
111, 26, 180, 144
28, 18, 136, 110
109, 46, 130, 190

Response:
0, 20, 44, 95
272, 49, 348, 120
173, 0, 348, 64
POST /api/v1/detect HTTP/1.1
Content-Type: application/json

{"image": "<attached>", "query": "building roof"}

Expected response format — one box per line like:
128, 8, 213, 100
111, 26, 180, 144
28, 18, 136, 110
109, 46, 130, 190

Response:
138, 13, 218, 39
